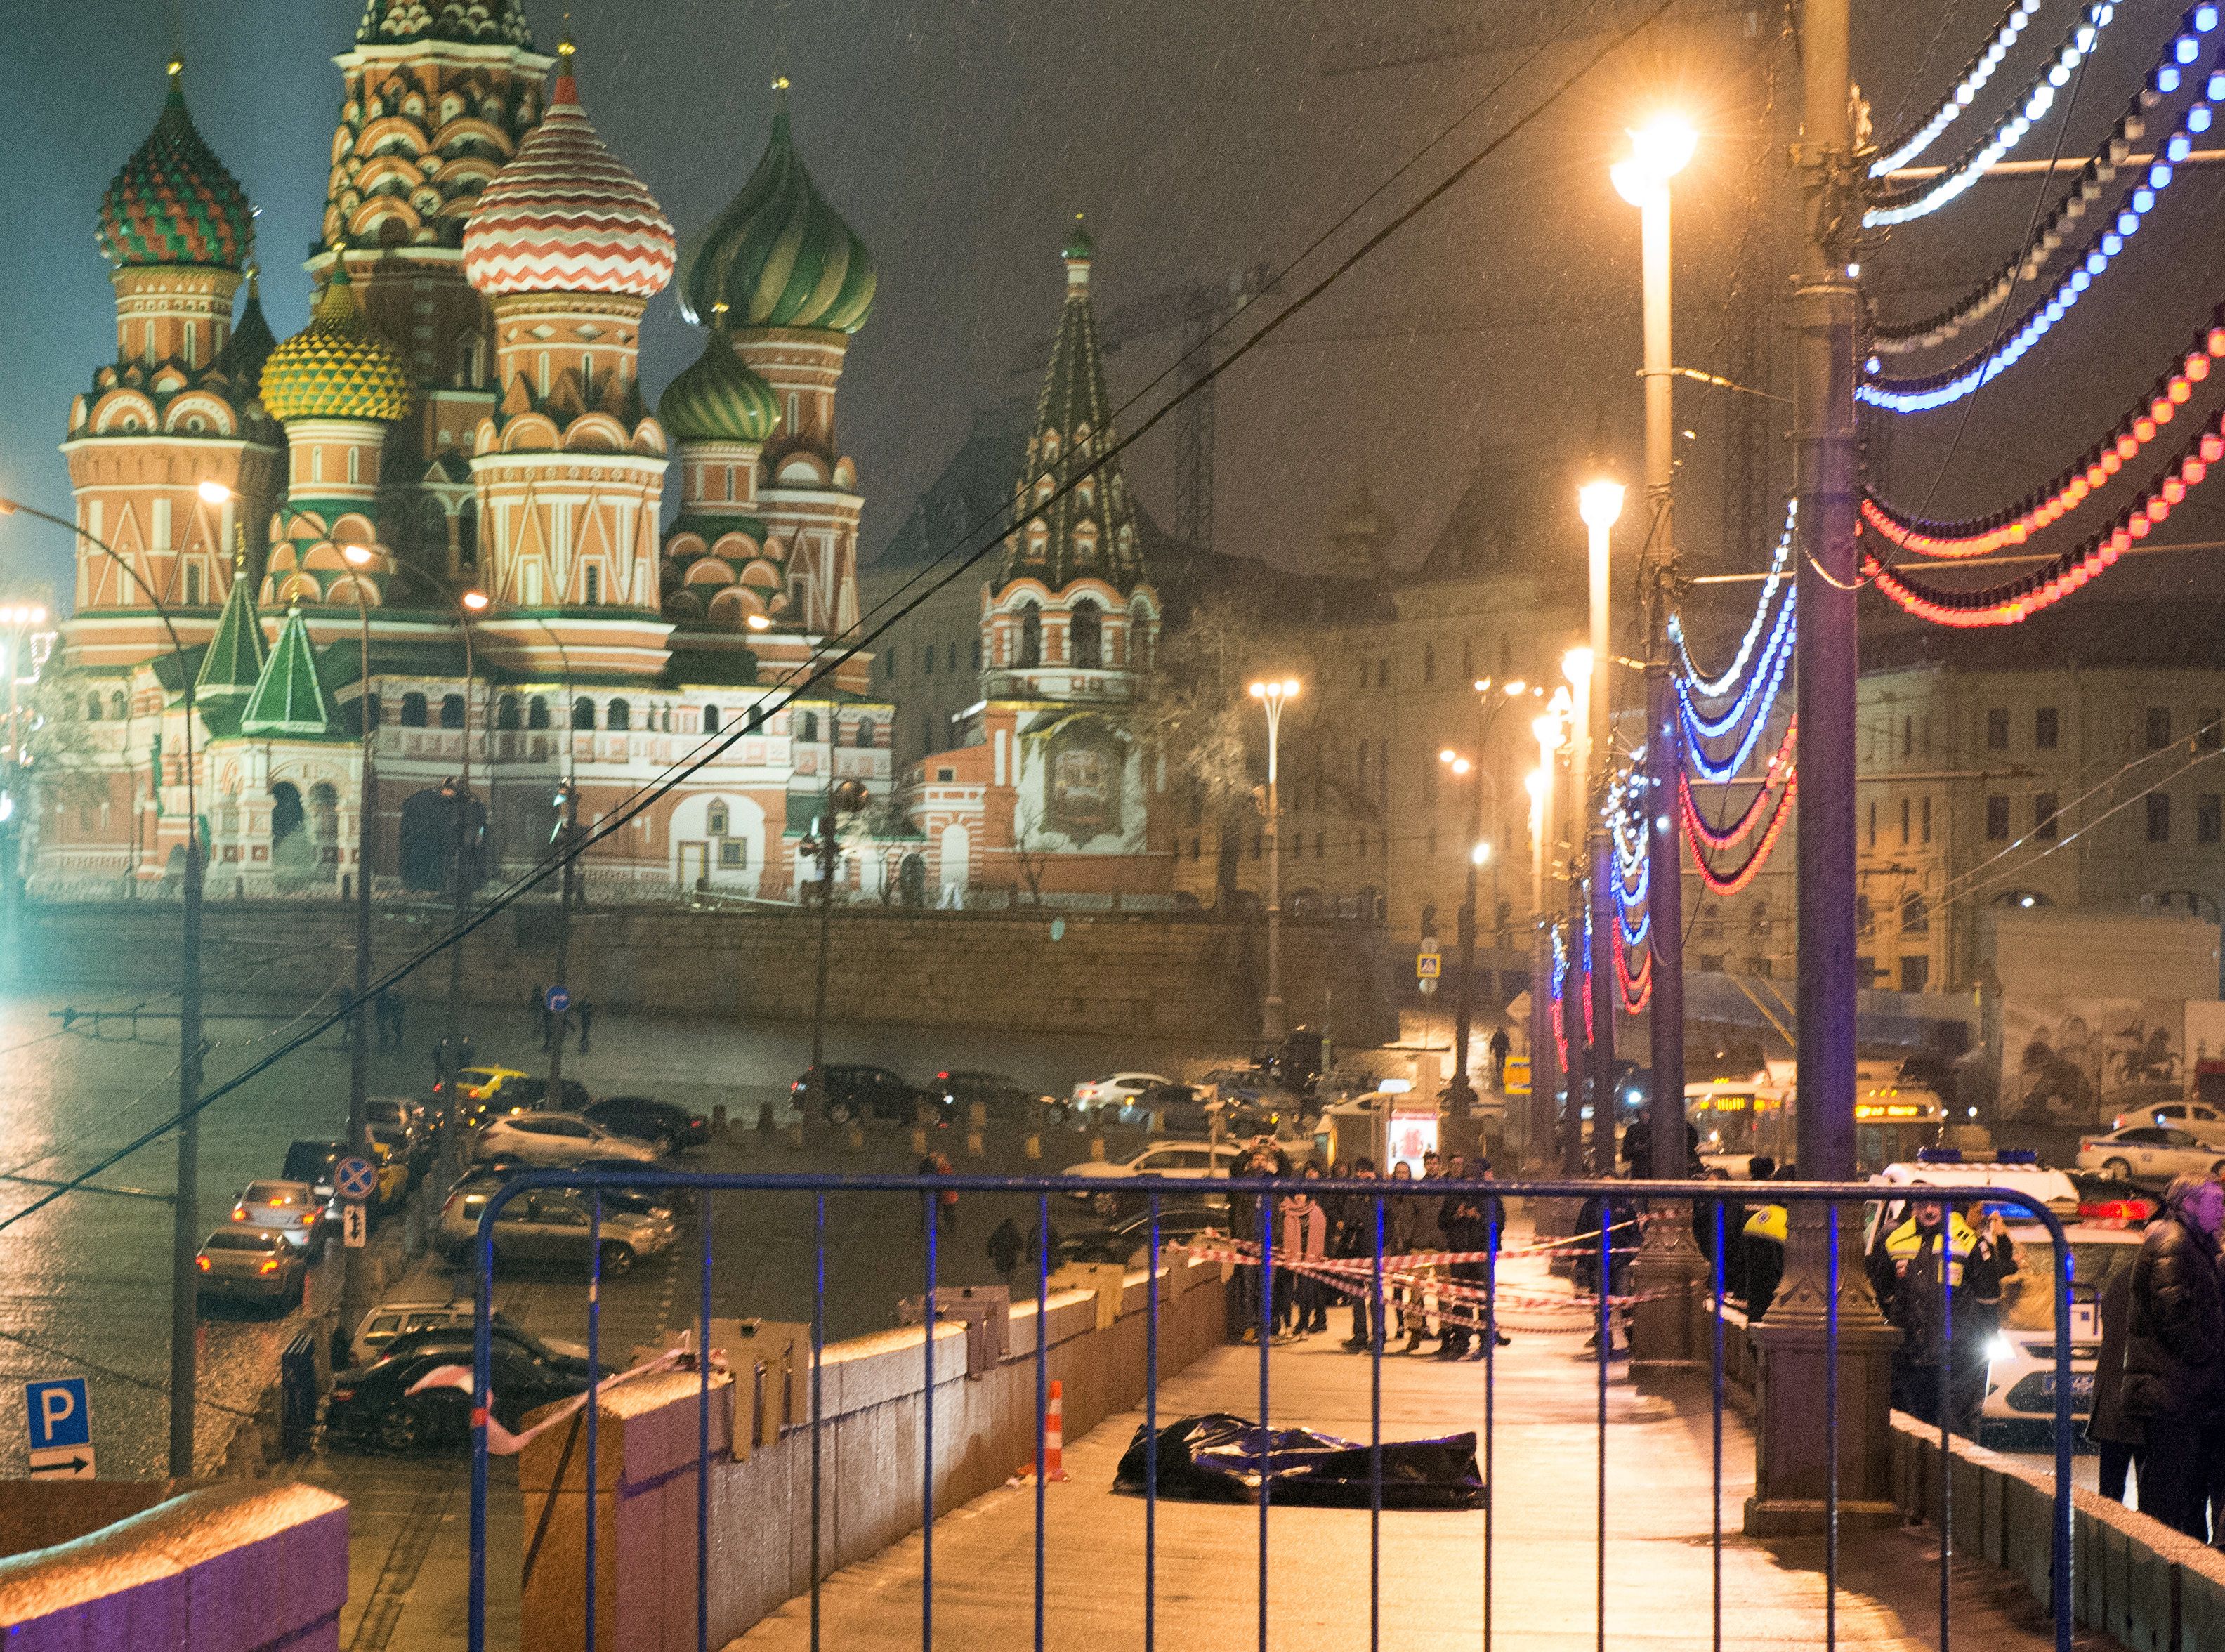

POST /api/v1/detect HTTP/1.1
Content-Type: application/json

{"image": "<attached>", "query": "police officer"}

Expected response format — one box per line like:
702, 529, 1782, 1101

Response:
1868, 1188, 2013, 1436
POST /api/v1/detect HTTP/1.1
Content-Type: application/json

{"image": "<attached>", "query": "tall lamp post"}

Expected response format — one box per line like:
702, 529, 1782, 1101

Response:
1575, 477, 1625, 1174
0, 478, 229, 1476
1613, 113, 1697, 1195
0, 603, 49, 958
1437, 676, 1527, 1126
1523, 710, 1563, 1168
1248, 676, 1301, 1047
1556, 656, 1591, 1177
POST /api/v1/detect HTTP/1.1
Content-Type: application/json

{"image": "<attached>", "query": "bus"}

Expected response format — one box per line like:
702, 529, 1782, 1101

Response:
1686, 1073, 1949, 1175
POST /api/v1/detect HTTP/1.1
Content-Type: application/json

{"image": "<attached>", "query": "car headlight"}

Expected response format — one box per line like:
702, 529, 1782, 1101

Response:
1986, 1333, 2019, 1366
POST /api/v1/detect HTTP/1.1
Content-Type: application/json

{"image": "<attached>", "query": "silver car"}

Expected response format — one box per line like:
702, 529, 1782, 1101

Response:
229, 1178, 324, 1254
438, 1186, 676, 1274
473, 1113, 656, 1166
196, 1227, 307, 1308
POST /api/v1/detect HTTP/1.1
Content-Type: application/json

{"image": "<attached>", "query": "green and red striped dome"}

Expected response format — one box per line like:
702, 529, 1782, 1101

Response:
98, 67, 254, 270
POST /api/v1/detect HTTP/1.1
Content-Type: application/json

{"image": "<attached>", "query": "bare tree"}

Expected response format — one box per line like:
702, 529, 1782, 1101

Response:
1010, 796, 1051, 907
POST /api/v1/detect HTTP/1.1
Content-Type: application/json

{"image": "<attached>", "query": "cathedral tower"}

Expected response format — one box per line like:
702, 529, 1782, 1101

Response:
62, 63, 281, 669
657, 306, 784, 636
461, 44, 675, 679
676, 85, 875, 667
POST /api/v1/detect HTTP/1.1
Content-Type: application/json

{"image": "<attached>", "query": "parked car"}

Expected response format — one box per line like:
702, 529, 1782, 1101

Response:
2076, 1124, 2225, 1184
473, 1113, 656, 1167
325, 1336, 587, 1453
438, 1185, 677, 1273
229, 1179, 324, 1255
935, 1070, 1044, 1117
2110, 1100, 2225, 1142
1051, 1203, 1228, 1268
437, 1066, 531, 1129
282, 1137, 402, 1212
444, 1162, 678, 1223
582, 1096, 707, 1152
348, 1300, 589, 1372
1061, 1141, 1245, 1210
195, 1227, 307, 1310
489, 1075, 592, 1119
1069, 1072, 1178, 1117
789, 1065, 944, 1125
366, 1097, 430, 1163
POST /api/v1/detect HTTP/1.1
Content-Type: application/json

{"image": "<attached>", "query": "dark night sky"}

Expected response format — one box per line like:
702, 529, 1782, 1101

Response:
6, 0, 2225, 652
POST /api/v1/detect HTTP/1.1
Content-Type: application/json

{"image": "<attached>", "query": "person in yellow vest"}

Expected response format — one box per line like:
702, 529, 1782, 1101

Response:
1867, 1192, 2015, 1436
1741, 1199, 1787, 1318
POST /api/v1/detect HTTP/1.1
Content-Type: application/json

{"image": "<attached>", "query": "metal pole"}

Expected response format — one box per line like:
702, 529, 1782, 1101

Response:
341, 601, 375, 1348
1528, 740, 1560, 1169
445, 620, 475, 1164
1560, 862, 1589, 1179
807, 704, 836, 1130
1641, 159, 1688, 1184
1587, 831, 1617, 1175
1793, 0, 1859, 1182
1261, 695, 1286, 1044
169, 825, 201, 1476
549, 785, 578, 1099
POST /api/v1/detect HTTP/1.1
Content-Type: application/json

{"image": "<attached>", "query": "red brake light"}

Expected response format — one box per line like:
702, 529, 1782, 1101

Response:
2079, 1198, 2153, 1226
195, 1256, 211, 1272
258, 1259, 281, 1274
230, 1207, 247, 1221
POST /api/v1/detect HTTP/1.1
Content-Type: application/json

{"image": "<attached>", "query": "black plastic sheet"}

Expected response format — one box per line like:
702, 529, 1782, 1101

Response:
1114, 1412, 1486, 1509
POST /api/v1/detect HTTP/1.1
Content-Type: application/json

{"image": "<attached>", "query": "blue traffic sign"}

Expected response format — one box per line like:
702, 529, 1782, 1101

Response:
545, 985, 572, 1014
25, 1379, 88, 1450
334, 1156, 377, 1202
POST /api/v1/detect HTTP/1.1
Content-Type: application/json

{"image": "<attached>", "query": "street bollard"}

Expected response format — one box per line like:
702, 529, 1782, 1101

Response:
846, 1121, 866, 1151
1024, 1132, 1042, 1160
1089, 1133, 1107, 1162
967, 1099, 987, 1136
912, 1125, 929, 1156
784, 1120, 803, 1148
711, 1103, 728, 1138
756, 1101, 775, 1135
966, 1129, 985, 1158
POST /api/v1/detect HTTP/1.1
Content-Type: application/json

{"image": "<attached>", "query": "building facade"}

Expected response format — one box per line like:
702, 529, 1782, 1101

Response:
30, 6, 902, 903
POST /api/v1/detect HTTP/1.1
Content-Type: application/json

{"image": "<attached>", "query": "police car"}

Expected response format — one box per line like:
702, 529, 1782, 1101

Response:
1869, 1150, 2141, 1447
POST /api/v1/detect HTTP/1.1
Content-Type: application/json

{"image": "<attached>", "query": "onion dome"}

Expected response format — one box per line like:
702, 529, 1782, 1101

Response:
216, 269, 277, 395
659, 316, 780, 444
356, 0, 532, 46
676, 87, 876, 334
463, 50, 675, 299
97, 63, 254, 270
259, 267, 413, 425
1062, 212, 1094, 263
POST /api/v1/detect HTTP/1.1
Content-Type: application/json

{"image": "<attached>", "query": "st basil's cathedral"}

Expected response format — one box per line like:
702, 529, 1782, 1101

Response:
30, 0, 1176, 907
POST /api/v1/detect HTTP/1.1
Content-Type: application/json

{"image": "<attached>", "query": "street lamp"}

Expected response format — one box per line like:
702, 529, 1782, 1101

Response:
0, 480, 228, 1476
1247, 676, 1301, 1044
1436, 676, 1527, 1125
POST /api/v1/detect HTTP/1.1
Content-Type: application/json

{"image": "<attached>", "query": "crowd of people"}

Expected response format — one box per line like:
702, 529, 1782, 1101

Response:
1225, 1143, 1511, 1360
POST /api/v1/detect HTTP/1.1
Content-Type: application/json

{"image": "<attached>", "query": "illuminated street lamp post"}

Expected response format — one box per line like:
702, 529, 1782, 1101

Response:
1524, 709, 1563, 1167
1575, 476, 1625, 1172
1438, 676, 1526, 1124
1248, 677, 1301, 1045
1555, 655, 1591, 1176
1614, 112, 1697, 1195
0, 603, 50, 957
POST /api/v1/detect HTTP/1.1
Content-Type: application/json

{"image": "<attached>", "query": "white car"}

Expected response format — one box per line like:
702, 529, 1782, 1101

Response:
1061, 1141, 1244, 1205
473, 1113, 656, 1166
1070, 1073, 1177, 1117
1979, 1207, 2147, 1445
2111, 1100, 2225, 1143
348, 1298, 589, 1370
229, 1179, 325, 1254
2075, 1125, 2225, 1184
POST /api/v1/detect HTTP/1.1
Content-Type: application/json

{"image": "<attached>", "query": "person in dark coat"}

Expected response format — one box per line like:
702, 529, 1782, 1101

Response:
1386, 1162, 1433, 1353
2087, 1263, 2144, 1505
1868, 1193, 2014, 1435
575, 998, 595, 1053
2122, 1174, 2225, 1538
1437, 1163, 1507, 1358
1334, 1158, 1381, 1350
1229, 1143, 1278, 1344
986, 1217, 1025, 1287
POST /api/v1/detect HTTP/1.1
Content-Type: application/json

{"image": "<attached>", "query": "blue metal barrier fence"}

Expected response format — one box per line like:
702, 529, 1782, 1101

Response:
464, 1172, 2077, 1652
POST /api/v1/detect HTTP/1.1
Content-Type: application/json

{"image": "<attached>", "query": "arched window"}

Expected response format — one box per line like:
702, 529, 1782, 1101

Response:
458, 500, 479, 568
607, 698, 631, 731
1070, 600, 1103, 669
496, 694, 521, 730
84, 694, 102, 722
584, 565, 601, 605
1018, 603, 1042, 668
110, 690, 128, 720
745, 704, 765, 733
1900, 891, 1929, 935
400, 693, 428, 728
702, 704, 721, 733
707, 801, 729, 837
440, 693, 465, 730
527, 696, 549, 730
855, 718, 875, 749
799, 711, 819, 743
572, 697, 595, 730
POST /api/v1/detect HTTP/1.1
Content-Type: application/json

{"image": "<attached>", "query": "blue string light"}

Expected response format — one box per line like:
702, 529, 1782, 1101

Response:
1865, 0, 2122, 228
1669, 499, 1797, 695
1870, 0, 2047, 178
1681, 615, 1797, 784
1679, 591, 1794, 739
1863, 38, 2224, 413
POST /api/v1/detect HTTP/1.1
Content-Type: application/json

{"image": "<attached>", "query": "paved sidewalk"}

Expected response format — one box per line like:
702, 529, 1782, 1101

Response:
734, 1251, 2104, 1651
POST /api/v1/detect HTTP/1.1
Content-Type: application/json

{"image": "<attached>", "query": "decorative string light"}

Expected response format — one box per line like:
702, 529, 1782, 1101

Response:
1866, 400, 2225, 624
1680, 613, 1796, 784
1863, 43, 2223, 412
1688, 770, 1799, 896
1614, 921, 1652, 1013
1865, 0, 2125, 228
1680, 594, 1794, 740
1669, 499, 1797, 693
1870, 0, 2046, 177
1871, 80, 2166, 354
1864, 305, 2225, 554
1679, 719, 1799, 850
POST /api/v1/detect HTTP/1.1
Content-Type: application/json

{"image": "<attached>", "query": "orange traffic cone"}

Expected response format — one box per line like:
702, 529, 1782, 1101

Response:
1039, 1379, 1069, 1482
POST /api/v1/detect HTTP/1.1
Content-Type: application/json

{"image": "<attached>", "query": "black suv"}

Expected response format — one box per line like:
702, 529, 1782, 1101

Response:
935, 1070, 1040, 1115
583, 1096, 708, 1151
789, 1065, 945, 1125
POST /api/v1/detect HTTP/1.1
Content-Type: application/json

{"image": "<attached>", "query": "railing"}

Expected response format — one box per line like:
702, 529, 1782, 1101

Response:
464, 1172, 2076, 1652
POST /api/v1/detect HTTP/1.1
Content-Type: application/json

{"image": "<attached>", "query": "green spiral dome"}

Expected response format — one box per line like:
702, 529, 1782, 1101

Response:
659, 323, 781, 444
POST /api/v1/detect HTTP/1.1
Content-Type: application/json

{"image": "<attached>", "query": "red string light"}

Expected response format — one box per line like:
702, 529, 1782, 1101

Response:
1868, 402, 2225, 627
1688, 770, 1799, 896
1861, 307, 2225, 558
1680, 718, 1798, 849
1614, 922, 1652, 1012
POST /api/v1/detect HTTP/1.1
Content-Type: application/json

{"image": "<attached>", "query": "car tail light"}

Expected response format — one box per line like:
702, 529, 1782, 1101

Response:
258, 1259, 281, 1275
195, 1256, 211, 1272
230, 1207, 247, 1221
331, 1386, 355, 1404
